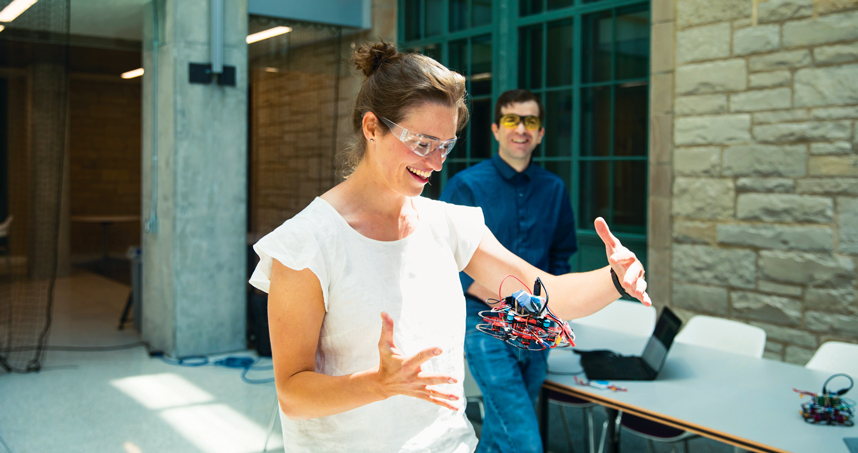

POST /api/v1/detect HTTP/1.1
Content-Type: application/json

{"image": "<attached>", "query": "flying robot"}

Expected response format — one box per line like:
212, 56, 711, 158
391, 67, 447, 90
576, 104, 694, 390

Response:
476, 276, 575, 351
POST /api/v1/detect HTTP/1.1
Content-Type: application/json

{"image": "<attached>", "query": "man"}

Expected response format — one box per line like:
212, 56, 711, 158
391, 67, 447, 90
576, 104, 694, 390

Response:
441, 89, 578, 452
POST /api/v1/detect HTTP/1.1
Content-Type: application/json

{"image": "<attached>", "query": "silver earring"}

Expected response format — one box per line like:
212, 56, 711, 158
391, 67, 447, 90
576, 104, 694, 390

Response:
370, 139, 374, 143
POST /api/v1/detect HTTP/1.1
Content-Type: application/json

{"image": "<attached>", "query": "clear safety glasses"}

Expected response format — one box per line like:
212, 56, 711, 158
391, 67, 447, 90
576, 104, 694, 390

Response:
380, 117, 457, 158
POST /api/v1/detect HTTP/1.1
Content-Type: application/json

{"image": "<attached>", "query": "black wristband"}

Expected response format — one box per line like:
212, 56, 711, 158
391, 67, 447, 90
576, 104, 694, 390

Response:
610, 268, 633, 300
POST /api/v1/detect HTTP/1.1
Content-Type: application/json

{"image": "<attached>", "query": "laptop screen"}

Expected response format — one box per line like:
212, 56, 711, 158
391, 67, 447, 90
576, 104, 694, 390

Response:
641, 307, 683, 371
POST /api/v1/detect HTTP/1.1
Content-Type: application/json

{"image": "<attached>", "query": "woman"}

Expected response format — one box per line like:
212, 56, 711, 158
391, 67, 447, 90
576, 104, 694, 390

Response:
249, 41, 650, 452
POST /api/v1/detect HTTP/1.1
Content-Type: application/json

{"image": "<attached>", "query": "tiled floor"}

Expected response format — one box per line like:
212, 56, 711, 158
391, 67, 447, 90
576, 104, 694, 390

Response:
0, 269, 742, 453
0, 270, 284, 453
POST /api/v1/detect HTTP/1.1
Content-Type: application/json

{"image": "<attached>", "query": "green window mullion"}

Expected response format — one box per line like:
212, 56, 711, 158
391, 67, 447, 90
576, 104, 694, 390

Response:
581, 77, 647, 88
571, 11, 582, 223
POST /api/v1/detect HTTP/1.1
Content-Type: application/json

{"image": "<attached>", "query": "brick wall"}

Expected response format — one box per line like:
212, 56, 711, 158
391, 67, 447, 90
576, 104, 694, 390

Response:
69, 76, 141, 258
665, 0, 858, 364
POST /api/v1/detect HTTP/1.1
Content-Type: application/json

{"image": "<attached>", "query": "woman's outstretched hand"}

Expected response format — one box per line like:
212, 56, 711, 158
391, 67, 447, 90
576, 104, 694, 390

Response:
374, 312, 460, 410
595, 217, 652, 306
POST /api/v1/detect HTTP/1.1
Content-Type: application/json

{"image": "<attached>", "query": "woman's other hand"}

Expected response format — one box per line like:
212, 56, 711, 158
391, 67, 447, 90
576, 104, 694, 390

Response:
375, 312, 460, 410
595, 217, 652, 306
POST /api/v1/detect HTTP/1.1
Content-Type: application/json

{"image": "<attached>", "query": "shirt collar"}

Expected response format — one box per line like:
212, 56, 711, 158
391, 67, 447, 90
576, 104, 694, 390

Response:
492, 153, 535, 181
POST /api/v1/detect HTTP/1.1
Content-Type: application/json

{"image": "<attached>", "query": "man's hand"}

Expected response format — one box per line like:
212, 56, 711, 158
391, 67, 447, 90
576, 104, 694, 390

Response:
595, 217, 652, 306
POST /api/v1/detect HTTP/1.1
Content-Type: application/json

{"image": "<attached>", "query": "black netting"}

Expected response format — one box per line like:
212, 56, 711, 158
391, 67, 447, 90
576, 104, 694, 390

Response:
0, 0, 70, 373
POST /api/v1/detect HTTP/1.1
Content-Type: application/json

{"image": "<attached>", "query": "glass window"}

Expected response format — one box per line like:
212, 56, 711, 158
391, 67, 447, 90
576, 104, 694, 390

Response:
543, 90, 572, 158
547, 0, 575, 11
518, 25, 542, 90
426, 0, 444, 37
450, 0, 467, 32
473, 0, 492, 27
405, 0, 420, 40
614, 83, 648, 157
616, 6, 650, 80
520, 0, 542, 17
471, 35, 492, 96
547, 19, 574, 87
583, 11, 613, 83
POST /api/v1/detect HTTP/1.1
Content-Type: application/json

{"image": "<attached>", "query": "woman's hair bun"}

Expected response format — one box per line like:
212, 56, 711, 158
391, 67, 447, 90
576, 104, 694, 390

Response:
353, 40, 402, 77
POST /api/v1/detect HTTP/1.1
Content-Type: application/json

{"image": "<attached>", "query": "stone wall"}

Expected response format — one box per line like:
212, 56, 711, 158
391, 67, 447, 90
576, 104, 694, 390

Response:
667, 0, 858, 364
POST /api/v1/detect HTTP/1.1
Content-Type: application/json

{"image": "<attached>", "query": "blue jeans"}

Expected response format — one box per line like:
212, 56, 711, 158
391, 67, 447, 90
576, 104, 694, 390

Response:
465, 300, 550, 453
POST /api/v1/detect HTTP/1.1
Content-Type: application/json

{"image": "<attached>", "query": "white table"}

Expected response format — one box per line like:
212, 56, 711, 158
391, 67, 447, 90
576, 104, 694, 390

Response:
541, 323, 857, 453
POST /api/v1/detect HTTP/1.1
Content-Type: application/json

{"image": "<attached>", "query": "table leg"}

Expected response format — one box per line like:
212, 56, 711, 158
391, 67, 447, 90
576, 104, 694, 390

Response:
100, 222, 111, 260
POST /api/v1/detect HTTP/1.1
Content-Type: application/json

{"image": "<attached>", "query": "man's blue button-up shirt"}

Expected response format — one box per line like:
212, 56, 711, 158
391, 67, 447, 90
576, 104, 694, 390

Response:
440, 154, 578, 307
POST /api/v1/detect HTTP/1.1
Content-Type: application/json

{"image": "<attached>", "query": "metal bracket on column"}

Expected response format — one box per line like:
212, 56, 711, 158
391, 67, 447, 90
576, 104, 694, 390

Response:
189, 63, 236, 86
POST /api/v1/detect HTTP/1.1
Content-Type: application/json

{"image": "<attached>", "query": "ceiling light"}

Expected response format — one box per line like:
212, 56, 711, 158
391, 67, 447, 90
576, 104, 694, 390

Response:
264, 67, 278, 73
121, 68, 144, 79
246, 26, 291, 44
0, 0, 38, 23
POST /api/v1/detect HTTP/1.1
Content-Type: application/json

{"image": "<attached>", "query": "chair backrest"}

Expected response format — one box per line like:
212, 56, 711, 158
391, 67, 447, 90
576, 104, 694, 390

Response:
674, 315, 766, 358
0, 215, 12, 237
806, 341, 858, 376
573, 299, 657, 337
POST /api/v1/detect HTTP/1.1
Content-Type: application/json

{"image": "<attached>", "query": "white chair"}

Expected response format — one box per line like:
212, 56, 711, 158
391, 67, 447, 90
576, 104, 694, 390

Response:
619, 315, 766, 453
806, 341, 858, 376
543, 299, 657, 453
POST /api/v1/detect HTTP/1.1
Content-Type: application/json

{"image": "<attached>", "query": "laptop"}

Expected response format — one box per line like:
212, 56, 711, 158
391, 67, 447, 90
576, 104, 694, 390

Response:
576, 306, 683, 381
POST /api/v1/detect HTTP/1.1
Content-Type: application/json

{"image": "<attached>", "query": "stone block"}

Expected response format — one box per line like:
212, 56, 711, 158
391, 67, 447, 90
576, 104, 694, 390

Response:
808, 155, 858, 176
811, 106, 858, 120
757, 0, 814, 23
722, 144, 806, 177
673, 284, 729, 315
796, 178, 858, 196
730, 88, 792, 113
678, 23, 731, 63
674, 221, 717, 244
676, 59, 748, 95
810, 142, 852, 155
806, 311, 858, 335
806, 287, 857, 315
673, 178, 735, 219
736, 193, 833, 223
652, 0, 676, 23
652, 22, 677, 74
650, 114, 674, 163
759, 250, 855, 285
716, 224, 833, 252
675, 114, 752, 145
672, 244, 757, 288
751, 321, 818, 348
764, 350, 784, 361
675, 147, 721, 176
817, 0, 858, 14
732, 291, 803, 326
749, 71, 792, 89
784, 346, 815, 365
736, 177, 795, 193
675, 94, 728, 116
837, 196, 858, 254
733, 25, 781, 56
758, 280, 804, 297
794, 64, 858, 107
783, 10, 858, 48
814, 42, 858, 65
677, 0, 751, 28
749, 50, 811, 72
651, 73, 674, 115
765, 342, 785, 354
753, 121, 852, 143
753, 110, 809, 125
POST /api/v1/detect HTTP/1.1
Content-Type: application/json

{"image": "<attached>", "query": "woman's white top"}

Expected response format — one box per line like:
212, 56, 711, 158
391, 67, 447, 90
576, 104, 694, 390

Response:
249, 196, 484, 453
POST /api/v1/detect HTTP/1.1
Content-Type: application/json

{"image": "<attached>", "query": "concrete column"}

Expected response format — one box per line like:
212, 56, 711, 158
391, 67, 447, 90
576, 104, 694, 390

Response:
142, 0, 248, 356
